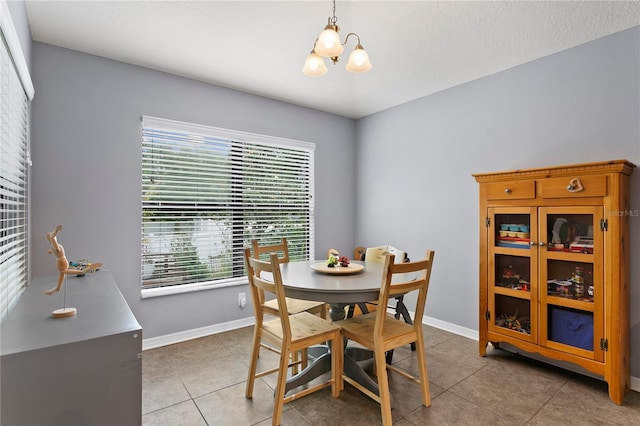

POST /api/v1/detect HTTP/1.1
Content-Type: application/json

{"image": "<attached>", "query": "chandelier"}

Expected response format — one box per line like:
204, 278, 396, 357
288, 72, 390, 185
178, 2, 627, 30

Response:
302, 0, 372, 77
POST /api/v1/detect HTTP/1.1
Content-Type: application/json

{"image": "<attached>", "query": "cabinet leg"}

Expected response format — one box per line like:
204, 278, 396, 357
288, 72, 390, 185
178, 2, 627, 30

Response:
479, 340, 488, 357
608, 383, 625, 406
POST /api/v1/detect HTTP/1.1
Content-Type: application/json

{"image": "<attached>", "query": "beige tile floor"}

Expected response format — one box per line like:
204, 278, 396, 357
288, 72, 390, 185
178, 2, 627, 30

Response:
142, 325, 640, 425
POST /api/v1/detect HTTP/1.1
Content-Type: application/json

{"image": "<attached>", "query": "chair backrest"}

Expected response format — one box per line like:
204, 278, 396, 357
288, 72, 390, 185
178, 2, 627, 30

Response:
250, 238, 290, 304
387, 246, 406, 263
364, 246, 387, 263
364, 245, 406, 264
327, 248, 339, 258
251, 238, 290, 263
374, 250, 435, 335
244, 247, 291, 337
353, 246, 366, 261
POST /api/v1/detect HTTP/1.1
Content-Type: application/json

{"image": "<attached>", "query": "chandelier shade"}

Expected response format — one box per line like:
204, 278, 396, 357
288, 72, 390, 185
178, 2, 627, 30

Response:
315, 25, 344, 57
302, 0, 371, 76
302, 51, 328, 76
345, 44, 372, 73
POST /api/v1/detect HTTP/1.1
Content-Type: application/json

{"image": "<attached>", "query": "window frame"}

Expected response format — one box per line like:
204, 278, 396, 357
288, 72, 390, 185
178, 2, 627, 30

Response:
140, 116, 315, 298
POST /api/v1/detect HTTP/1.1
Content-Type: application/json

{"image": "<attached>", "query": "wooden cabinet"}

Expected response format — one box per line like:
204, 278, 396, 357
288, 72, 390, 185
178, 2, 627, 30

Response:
473, 160, 635, 405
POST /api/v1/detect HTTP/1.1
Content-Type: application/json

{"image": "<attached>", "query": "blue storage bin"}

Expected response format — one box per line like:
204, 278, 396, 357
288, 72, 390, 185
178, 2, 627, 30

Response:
548, 307, 593, 351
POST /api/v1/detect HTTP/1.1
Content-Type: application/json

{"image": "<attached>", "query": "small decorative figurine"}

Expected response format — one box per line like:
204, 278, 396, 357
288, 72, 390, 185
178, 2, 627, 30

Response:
44, 225, 102, 312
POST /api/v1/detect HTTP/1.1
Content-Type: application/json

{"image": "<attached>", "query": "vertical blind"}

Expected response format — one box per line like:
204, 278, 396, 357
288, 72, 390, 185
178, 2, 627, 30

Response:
0, 28, 31, 321
141, 116, 315, 295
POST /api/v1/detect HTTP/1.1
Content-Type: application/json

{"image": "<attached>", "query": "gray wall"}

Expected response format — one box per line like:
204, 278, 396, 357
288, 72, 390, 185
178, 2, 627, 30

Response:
29, 43, 357, 339
354, 26, 640, 377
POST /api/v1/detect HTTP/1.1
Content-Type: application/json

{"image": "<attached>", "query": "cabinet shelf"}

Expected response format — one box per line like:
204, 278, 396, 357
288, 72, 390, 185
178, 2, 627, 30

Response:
494, 286, 531, 299
493, 246, 532, 256
495, 324, 531, 337
545, 251, 594, 263
475, 159, 635, 406
546, 296, 594, 312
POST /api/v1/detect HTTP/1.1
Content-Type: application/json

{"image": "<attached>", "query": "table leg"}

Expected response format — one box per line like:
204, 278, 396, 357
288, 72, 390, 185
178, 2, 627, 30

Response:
284, 304, 381, 398
285, 345, 331, 393
344, 347, 378, 394
285, 305, 347, 393
329, 303, 347, 322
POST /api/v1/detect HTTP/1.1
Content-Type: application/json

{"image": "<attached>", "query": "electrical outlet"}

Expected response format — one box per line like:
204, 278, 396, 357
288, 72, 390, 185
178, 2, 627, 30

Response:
238, 292, 246, 308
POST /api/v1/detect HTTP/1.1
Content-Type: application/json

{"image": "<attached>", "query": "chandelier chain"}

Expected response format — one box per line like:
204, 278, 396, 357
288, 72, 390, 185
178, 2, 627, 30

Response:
330, 0, 337, 25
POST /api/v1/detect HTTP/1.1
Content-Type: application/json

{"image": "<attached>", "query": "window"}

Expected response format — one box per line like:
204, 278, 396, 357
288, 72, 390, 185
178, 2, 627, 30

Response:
141, 116, 315, 297
1, 2, 34, 322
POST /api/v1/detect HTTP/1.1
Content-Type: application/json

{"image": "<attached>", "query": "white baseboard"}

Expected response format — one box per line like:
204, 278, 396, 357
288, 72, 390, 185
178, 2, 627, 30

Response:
142, 312, 639, 393
422, 314, 479, 341
142, 316, 255, 350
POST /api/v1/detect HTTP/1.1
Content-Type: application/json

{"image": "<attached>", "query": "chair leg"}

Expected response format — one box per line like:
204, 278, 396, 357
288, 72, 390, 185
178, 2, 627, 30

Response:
246, 326, 262, 398
385, 349, 395, 365
374, 346, 393, 426
272, 345, 290, 426
415, 332, 431, 407
346, 303, 371, 319
358, 303, 370, 314
320, 303, 328, 319
291, 350, 299, 375
331, 332, 343, 397
346, 304, 356, 318
301, 347, 309, 370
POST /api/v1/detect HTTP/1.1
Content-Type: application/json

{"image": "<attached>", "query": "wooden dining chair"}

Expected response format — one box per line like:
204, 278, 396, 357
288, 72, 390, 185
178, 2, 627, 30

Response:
251, 238, 328, 373
345, 246, 392, 318
368, 246, 417, 360
347, 246, 415, 359
251, 238, 327, 320
336, 250, 435, 426
244, 249, 343, 426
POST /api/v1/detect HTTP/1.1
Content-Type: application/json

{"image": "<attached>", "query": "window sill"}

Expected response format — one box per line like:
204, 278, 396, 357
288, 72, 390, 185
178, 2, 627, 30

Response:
141, 277, 248, 299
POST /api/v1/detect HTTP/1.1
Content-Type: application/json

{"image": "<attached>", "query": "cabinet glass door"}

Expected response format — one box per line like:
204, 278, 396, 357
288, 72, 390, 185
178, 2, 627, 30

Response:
488, 207, 538, 344
539, 207, 604, 361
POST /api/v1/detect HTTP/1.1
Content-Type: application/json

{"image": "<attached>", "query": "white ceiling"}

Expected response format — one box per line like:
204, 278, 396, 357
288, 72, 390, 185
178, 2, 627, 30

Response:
25, 1, 640, 119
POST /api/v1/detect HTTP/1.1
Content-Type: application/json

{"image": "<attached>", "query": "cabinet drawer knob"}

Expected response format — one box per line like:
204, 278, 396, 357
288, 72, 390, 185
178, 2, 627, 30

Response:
539, 242, 546, 247
504, 188, 512, 194
566, 177, 584, 193
529, 241, 536, 246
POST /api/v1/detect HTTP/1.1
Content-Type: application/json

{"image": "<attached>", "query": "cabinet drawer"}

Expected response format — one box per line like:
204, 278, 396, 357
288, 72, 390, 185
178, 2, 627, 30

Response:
484, 180, 535, 200
540, 175, 607, 198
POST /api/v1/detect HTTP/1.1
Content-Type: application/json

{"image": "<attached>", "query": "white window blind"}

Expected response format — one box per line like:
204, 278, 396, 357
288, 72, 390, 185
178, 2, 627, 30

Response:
0, 6, 32, 323
141, 116, 315, 296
